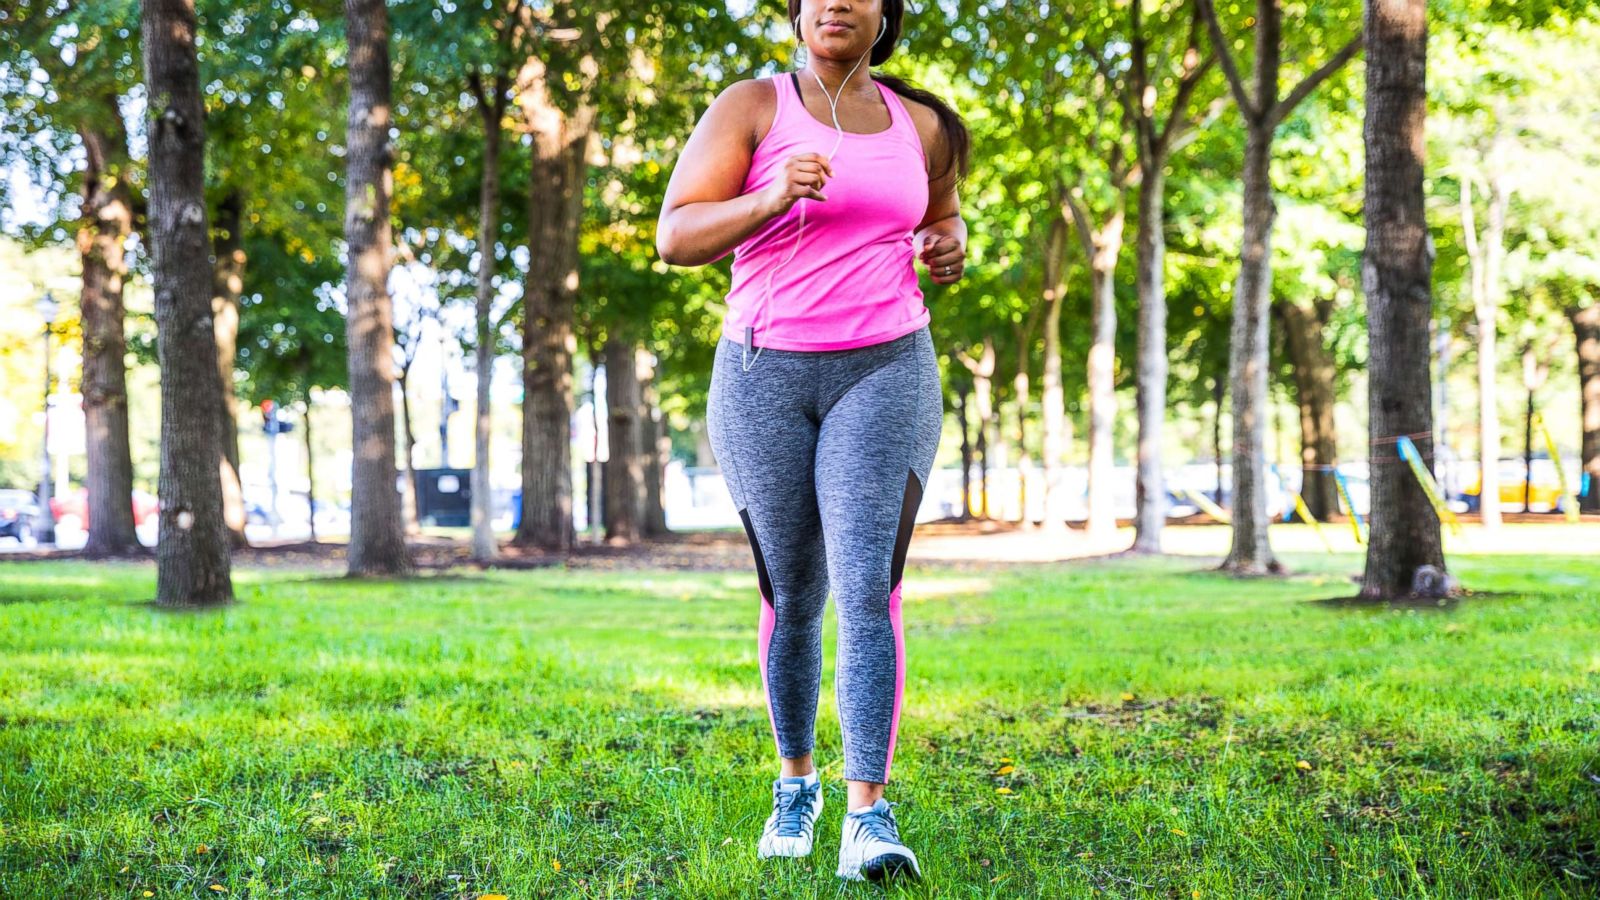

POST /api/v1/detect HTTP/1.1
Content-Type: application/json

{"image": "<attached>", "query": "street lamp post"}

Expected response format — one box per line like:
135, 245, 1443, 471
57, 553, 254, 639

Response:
34, 292, 59, 546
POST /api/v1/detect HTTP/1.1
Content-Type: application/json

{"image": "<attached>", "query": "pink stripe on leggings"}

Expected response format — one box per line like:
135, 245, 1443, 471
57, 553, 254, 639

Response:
883, 580, 907, 782
758, 592, 780, 749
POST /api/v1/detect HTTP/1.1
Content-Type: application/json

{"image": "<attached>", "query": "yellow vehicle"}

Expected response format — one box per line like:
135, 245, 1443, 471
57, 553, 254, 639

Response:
1462, 460, 1568, 511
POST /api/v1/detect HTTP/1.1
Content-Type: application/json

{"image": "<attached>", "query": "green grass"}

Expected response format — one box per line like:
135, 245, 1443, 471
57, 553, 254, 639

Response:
1, 552, 1597, 898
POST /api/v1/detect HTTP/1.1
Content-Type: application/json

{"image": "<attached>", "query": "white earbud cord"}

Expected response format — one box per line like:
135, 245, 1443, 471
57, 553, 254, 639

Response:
743, 19, 883, 372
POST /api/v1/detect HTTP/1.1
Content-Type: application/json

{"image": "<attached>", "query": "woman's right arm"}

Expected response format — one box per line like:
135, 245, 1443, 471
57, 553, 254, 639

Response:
656, 80, 833, 267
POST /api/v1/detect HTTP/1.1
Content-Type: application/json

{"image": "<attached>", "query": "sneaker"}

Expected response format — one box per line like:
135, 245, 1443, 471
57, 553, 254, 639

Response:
757, 776, 824, 858
836, 798, 921, 882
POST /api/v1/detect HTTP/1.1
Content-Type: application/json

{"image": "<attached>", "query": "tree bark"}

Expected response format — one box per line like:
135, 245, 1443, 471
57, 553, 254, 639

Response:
1038, 210, 1071, 529
468, 73, 506, 562
211, 190, 248, 548
513, 53, 592, 552
1360, 0, 1448, 600
1223, 127, 1278, 572
397, 363, 421, 533
956, 381, 974, 520
141, 0, 233, 606
1572, 303, 1600, 513
1131, 163, 1169, 553
603, 334, 644, 544
303, 398, 317, 543
1462, 172, 1509, 528
1277, 297, 1341, 520
343, 0, 411, 575
76, 106, 142, 558
640, 347, 671, 537
1012, 320, 1034, 525
1065, 190, 1124, 539
966, 338, 996, 520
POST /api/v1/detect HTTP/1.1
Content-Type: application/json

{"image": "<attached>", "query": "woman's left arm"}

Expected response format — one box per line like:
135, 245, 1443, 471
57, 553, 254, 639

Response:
909, 106, 967, 286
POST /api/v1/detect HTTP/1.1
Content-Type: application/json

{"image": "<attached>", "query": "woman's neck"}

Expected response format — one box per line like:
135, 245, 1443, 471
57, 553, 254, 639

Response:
803, 54, 874, 95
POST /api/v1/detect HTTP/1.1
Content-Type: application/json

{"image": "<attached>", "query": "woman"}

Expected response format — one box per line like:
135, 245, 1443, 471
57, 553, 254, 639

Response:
656, 0, 970, 883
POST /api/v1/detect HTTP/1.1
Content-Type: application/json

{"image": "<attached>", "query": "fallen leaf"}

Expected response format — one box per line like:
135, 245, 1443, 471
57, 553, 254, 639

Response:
119, 866, 129, 873
995, 787, 1013, 795
196, 844, 210, 854
1120, 692, 1136, 702
996, 765, 1015, 775
478, 895, 510, 900
998, 757, 1013, 764
1296, 760, 1313, 771
208, 886, 226, 894
552, 859, 561, 873
142, 893, 153, 898
1171, 828, 1187, 836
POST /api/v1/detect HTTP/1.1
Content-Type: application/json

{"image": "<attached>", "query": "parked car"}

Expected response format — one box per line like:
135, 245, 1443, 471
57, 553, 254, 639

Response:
1462, 459, 1569, 512
49, 487, 160, 530
0, 489, 42, 544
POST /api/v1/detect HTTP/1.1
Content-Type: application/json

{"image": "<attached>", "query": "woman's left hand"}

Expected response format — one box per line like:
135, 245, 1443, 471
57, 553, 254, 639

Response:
919, 233, 966, 285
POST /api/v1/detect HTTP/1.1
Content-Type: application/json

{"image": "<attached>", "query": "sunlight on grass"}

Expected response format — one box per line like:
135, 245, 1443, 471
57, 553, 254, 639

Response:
1, 552, 1596, 897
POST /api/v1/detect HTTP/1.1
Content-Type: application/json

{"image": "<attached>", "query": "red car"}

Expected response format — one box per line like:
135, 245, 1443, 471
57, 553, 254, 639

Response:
50, 488, 160, 530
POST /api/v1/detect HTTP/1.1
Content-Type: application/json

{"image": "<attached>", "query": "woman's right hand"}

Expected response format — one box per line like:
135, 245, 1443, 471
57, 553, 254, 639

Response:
763, 153, 834, 217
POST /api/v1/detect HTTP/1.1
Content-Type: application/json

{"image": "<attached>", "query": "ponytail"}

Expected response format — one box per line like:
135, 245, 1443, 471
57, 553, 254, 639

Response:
872, 73, 971, 188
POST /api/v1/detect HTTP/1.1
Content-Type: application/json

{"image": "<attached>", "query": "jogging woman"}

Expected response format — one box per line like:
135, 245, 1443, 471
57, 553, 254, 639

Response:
656, 0, 970, 883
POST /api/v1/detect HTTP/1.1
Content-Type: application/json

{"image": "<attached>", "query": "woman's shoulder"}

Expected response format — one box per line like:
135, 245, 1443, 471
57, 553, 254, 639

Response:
707, 77, 780, 147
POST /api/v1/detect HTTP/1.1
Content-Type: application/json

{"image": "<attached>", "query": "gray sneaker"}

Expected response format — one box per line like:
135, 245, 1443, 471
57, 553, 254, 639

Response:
836, 798, 921, 882
757, 776, 824, 858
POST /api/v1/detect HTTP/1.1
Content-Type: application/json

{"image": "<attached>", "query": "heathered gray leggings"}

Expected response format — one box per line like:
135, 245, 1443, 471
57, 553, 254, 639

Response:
706, 325, 943, 783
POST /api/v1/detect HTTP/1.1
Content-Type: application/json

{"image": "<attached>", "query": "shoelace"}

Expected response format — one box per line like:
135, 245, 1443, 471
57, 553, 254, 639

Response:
771, 783, 819, 836
851, 805, 901, 845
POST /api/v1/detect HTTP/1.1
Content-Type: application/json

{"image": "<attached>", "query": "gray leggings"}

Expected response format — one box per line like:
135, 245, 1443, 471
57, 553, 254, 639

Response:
706, 325, 943, 783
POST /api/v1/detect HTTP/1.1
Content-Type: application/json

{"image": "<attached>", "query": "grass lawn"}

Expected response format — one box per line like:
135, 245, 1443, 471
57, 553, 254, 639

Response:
1, 549, 1597, 898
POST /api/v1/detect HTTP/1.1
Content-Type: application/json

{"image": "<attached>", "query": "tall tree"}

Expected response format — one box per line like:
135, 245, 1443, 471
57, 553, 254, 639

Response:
1458, 150, 1510, 528
1359, 0, 1448, 600
211, 189, 248, 547
77, 96, 142, 557
1198, 0, 1365, 573
1574, 301, 1600, 512
512, 21, 597, 553
468, 65, 509, 561
1104, 2, 1218, 554
343, 0, 412, 575
141, 0, 233, 606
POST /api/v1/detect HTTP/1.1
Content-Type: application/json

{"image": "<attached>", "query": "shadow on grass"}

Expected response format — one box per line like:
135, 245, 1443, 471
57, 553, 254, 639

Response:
1309, 590, 1534, 612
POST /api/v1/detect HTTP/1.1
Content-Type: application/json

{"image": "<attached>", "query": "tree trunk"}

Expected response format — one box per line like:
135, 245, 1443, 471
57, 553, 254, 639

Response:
1571, 304, 1600, 513
343, 0, 411, 575
970, 338, 996, 520
1360, 0, 1448, 600
1087, 212, 1123, 539
141, 0, 233, 606
469, 75, 505, 562
513, 57, 592, 552
397, 365, 421, 533
76, 108, 141, 558
1131, 165, 1169, 553
1038, 211, 1070, 529
1012, 320, 1033, 526
211, 190, 248, 548
956, 381, 974, 520
603, 334, 644, 544
640, 347, 671, 537
303, 398, 317, 543
1461, 171, 1510, 528
1277, 297, 1340, 520
1222, 127, 1279, 572
1213, 376, 1226, 503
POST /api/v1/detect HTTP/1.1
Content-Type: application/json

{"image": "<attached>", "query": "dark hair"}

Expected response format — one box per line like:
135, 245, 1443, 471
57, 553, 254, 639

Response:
787, 0, 970, 186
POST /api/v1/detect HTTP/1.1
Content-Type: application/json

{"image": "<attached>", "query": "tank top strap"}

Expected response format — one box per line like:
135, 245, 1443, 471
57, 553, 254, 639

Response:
875, 79, 928, 167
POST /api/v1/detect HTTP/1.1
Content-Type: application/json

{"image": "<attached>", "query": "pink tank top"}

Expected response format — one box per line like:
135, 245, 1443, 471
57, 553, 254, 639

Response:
722, 73, 931, 352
